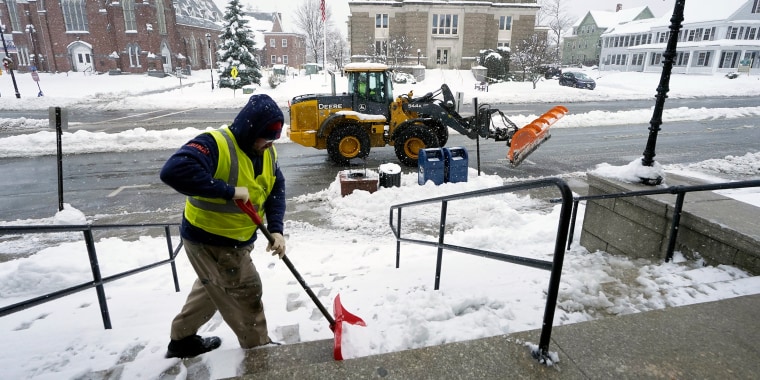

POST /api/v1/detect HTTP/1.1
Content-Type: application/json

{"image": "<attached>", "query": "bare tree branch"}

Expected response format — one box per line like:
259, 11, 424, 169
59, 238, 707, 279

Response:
539, 0, 577, 60
292, 0, 333, 64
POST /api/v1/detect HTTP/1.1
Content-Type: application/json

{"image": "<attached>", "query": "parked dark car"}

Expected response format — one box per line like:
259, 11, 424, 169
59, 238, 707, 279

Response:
543, 66, 562, 79
559, 71, 596, 90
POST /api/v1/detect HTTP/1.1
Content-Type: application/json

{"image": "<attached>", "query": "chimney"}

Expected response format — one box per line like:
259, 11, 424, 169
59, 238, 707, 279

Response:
616, 4, 623, 12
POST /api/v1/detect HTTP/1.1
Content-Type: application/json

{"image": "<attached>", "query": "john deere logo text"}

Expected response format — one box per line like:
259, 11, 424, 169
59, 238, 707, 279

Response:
318, 103, 343, 110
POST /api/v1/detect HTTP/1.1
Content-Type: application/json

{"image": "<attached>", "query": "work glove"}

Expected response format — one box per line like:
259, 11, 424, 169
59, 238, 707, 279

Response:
232, 186, 249, 203
267, 233, 286, 259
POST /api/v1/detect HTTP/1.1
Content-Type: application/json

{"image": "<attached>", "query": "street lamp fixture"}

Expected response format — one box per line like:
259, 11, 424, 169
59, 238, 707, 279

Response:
417, 49, 421, 66
206, 33, 214, 90
1, 24, 21, 98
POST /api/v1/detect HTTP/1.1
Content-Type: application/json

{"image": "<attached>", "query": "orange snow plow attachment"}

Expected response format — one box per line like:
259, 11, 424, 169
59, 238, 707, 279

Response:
235, 199, 366, 360
507, 105, 568, 167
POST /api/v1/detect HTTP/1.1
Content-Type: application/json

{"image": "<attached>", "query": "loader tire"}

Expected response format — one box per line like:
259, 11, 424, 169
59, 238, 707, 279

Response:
327, 124, 370, 165
394, 125, 439, 167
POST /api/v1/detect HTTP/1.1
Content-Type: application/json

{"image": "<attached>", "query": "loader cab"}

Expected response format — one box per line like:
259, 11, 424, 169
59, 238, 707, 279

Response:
345, 63, 393, 119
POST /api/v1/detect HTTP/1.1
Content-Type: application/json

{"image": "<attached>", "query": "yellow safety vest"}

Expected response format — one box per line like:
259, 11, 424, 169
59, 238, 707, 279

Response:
184, 127, 277, 241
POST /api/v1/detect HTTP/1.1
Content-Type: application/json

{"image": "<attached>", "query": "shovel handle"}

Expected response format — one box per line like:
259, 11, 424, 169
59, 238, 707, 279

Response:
235, 199, 336, 328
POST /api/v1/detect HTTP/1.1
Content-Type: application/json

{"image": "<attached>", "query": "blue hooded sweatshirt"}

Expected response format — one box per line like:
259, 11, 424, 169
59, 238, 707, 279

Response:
160, 94, 286, 247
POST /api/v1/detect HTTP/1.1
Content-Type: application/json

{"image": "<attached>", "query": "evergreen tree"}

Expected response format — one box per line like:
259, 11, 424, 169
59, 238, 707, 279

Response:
479, 49, 508, 82
217, 0, 261, 89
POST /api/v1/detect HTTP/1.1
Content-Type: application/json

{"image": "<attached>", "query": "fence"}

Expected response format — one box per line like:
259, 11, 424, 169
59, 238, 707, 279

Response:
388, 177, 573, 362
564, 179, 760, 262
0, 223, 182, 329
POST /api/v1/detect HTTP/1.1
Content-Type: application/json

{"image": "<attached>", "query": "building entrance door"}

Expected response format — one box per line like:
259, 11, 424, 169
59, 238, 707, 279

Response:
70, 44, 92, 72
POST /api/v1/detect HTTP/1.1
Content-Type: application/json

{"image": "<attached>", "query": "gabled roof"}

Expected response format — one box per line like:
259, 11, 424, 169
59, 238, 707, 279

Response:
245, 11, 298, 34
602, 0, 753, 36
575, 6, 653, 29
662, 0, 748, 24
175, 0, 224, 30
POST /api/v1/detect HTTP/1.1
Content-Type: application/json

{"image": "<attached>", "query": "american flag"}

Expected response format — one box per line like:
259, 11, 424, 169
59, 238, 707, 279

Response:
320, 0, 326, 22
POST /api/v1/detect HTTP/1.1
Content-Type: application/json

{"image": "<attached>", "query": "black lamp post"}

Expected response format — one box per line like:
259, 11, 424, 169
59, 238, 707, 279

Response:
1, 25, 21, 98
25, 24, 37, 68
206, 33, 214, 90
417, 49, 421, 65
640, 0, 685, 185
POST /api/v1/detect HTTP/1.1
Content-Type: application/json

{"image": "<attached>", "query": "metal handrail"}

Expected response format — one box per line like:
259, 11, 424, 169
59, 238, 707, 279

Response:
0, 223, 183, 329
563, 179, 760, 261
389, 177, 574, 363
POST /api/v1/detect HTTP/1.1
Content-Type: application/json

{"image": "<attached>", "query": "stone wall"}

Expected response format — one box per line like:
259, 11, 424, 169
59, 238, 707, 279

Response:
580, 173, 760, 274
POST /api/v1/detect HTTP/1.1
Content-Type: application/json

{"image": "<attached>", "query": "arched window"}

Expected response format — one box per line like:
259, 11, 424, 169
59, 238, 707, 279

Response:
128, 44, 141, 67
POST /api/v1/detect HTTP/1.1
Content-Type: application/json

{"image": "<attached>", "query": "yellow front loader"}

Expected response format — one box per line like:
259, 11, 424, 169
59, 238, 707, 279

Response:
288, 63, 567, 167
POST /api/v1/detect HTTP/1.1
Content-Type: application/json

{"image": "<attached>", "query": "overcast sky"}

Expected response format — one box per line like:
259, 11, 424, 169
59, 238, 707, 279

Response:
220, 0, 679, 35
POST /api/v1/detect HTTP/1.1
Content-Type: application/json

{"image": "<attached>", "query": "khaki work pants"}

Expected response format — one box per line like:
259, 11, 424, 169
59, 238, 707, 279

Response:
170, 239, 270, 348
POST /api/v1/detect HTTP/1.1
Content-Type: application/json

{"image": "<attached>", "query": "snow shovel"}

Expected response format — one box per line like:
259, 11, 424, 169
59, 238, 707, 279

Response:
235, 199, 366, 360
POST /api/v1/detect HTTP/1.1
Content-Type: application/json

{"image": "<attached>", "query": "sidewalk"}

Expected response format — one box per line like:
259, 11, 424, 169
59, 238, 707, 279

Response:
226, 293, 760, 379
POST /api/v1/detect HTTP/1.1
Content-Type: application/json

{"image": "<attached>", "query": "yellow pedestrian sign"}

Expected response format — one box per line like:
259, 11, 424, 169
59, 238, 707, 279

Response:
230, 66, 238, 78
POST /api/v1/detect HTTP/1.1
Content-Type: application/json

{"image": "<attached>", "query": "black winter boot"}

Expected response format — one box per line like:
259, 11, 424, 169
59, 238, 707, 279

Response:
165, 335, 222, 358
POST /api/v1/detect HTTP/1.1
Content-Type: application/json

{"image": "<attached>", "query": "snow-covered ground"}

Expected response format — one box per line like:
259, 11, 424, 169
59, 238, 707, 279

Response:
1, 67, 759, 379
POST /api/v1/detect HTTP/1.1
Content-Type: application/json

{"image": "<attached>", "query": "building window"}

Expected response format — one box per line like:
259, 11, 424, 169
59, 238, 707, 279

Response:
497, 41, 509, 48
61, 0, 89, 32
18, 46, 30, 66
696, 51, 711, 66
436, 48, 449, 65
282, 39, 287, 48
6, 0, 21, 31
432, 14, 458, 35
375, 14, 388, 29
270, 38, 275, 48
123, 0, 137, 31
283, 55, 288, 65
375, 40, 387, 56
632, 53, 645, 66
270, 55, 276, 64
719, 51, 739, 68
727, 27, 739, 40
703, 28, 713, 41
675, 52, 690, 66
650, 53, 662, 65
499, 15, 512, 31
156, 0, 167, 34
753, 0, 760, 13
128, 44, 141, 67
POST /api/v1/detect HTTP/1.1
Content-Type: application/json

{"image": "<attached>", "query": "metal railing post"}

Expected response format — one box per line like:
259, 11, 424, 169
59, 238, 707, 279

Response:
165, 226, 181, 292
665, 192, 686, 262
434, 200, 448, 290
567, 199, 580, 250
83, 229, 112, 329
395, 208, 402, 268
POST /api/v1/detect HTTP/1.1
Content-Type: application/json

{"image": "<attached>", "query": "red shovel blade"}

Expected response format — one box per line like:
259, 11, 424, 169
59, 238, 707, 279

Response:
332, 294, 367, 360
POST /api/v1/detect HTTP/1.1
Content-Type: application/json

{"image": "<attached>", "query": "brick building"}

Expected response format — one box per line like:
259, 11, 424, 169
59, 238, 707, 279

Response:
347, 0, 541, 69
0, 0, 223, 74
246, 11, 306, 69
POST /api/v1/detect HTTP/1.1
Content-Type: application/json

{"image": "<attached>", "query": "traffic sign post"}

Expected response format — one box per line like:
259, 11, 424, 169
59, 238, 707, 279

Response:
230, 66, 238, 97
31, 67, 44, 97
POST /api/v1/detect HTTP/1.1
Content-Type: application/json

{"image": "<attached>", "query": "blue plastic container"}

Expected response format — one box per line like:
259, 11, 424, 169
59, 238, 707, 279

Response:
444, 147, 469, 183
418, 148, 445, 185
